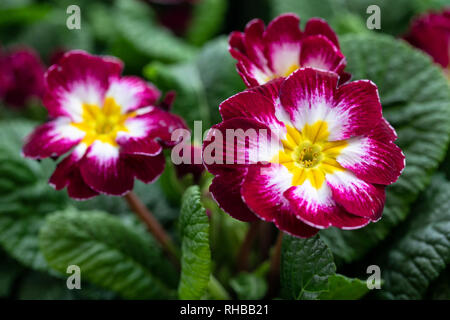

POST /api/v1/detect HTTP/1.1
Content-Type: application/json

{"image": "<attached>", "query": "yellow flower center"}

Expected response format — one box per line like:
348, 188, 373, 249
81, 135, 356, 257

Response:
71, 97, 135, 146
272, 121, 348, 189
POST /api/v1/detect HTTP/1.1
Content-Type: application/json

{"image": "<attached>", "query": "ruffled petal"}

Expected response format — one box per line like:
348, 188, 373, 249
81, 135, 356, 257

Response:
22, 118, 85, 159
241, 163, 319, 237
126, 153, 165, 184
44, 51, 123, 121
264, 14, 303, 77
49, 144, 98, 200
300, 36, 346, 74
280, 69, 382, 141
121, 108, 187, 148
219, 90, 284, 133
304, 18, 340, 48
325, 170, 385, 221
336, 136, 405, 185
209, 168, 258, 222
202, 118, 281, 174
79, 140, 134, 196
284, 179, 370, 229
105, 76, 161, 113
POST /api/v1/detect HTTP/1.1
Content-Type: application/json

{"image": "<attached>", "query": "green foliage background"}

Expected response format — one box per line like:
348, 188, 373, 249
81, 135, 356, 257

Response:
0, 0, 450, 300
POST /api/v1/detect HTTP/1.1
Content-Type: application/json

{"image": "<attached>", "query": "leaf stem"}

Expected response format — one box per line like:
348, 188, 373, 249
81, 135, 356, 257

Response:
237, 220, 260, 271
267, 231, 283, 298
124, 191, 179, 269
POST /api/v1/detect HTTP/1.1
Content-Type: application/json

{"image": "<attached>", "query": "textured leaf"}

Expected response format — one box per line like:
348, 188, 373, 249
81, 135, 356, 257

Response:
0, 120, 68, 272
281, 234, 336, 300
320, 34, 450, 263
377, 174, 450, 299
270, 0, 416, 35
230, 272, 268, 300
39, 208, 176, 299
178, 186, 211, 300
318, 274, 369, 300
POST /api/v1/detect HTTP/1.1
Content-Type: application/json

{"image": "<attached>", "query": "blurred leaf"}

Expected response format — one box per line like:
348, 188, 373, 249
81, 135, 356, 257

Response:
186, 0, 228, 46
113, 0, 196, 63
196, 37, 246, 125
0, 120, 68, 272
320, 34, 450, 264
426, 268, 450, 300
40, 208, 176, 299
377, 174, 450, 299
0, 4, 51, 27
0, 249, 23, 298
145, 37, 246, 129
318, 274, 368, 300
178, 186, 211, 299
230, 272, 268, 300
270, 0, 416, 35
281, 234, 336, 300
144, 61, 211, 129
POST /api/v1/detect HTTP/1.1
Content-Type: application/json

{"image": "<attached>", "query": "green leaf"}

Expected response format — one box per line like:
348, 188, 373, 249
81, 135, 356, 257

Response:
178, 186, 211, 300
0, 120, 68, 272
281, 234, 336, 300
270, 0, 416, 35
320, 34, 450, 264
377, 174, 450, 299
230, 272, 268, 300
113, 0, 196, 63
0, 249, 23, 298
39, 208, 176, 299
145, 37, 246, 129
318, 274, 369, 300
186, 0, 228, 46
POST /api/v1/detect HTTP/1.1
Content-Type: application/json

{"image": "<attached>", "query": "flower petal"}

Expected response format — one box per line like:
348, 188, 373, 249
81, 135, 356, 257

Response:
325, 170, 386, 221
284, 179, 370, 229
280, 69, 382, 141
44, 51, 123, 121
49, 144, 98, 200
105, 76, 161, 113
300, 36, 346, 74
219, 90, 283, 132
79, 140, 134, 196
241, 163, 319, 237
304, 18, 340, 48
264, 14, 303, 77
209, 168, 258, 222
336, 135, 405, 185
22, 118, 85, 159
202, 118, 281, 174
126, 153, 165, 184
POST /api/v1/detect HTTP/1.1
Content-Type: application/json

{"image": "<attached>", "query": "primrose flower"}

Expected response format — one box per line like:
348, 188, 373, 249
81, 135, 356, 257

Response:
22, 51, 186, 200
229, 13, 349, 87
203, 68, 404, 237
0, 47, 45, 107
404, 8, 450, 72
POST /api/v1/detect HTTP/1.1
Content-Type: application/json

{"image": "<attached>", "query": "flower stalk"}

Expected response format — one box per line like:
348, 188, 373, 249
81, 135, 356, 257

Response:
124, 191, 179, 269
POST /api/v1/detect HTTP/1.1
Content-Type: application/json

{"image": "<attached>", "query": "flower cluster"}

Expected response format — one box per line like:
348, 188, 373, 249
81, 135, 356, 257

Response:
202, 14, 405, 237
0, 46, 45, 107
404, 8, 450, 73
229, 13, 350, 87
23, 51, 186, 199
203, 67, 404, 237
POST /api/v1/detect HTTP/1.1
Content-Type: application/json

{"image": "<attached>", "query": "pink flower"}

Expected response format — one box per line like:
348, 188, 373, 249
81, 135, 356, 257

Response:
229, 14, 350, 87
202, 68, 404, 238
0, 47, 45, 107
404, 8, 450, 70
174, 144, 205, 183
22, 51, 187, 200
